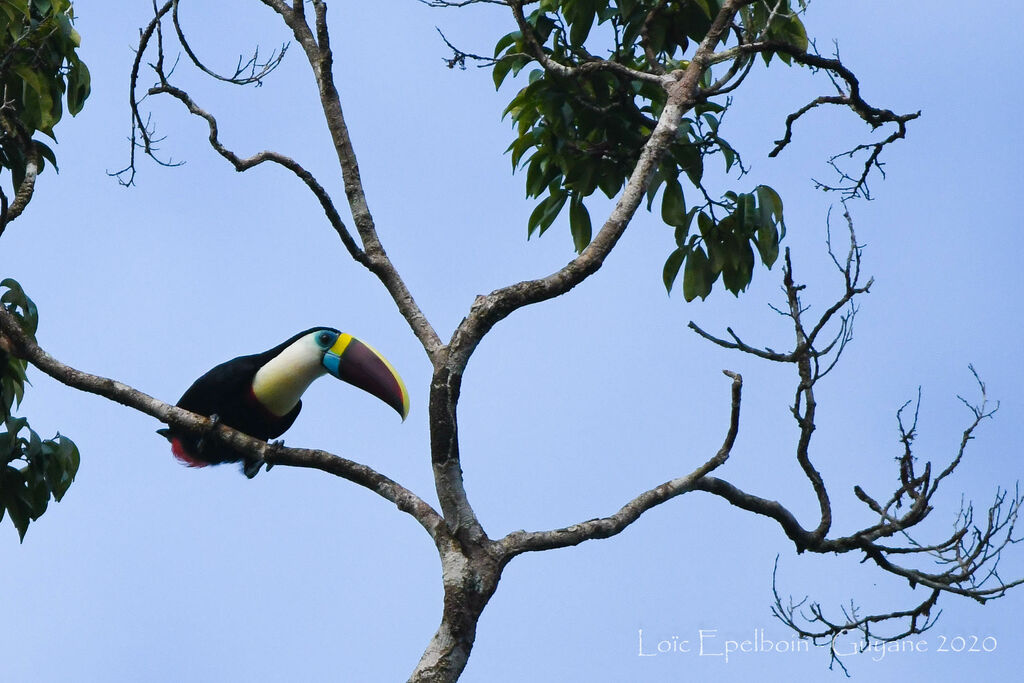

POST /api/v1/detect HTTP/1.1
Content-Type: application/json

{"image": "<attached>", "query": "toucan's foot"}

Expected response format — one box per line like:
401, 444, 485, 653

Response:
242, 458, 264, 479
196, 413, 222, 454
265, 440, 285, 471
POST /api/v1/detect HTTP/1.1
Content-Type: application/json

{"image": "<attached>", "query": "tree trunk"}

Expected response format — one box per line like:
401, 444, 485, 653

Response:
408, 544, 502, 683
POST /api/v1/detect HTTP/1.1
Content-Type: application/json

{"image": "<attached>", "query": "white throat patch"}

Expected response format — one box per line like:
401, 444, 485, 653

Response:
251, 333, 328, 416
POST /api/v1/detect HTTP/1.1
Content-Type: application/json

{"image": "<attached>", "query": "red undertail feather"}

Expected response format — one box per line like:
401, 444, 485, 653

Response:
170, 437, 209, 468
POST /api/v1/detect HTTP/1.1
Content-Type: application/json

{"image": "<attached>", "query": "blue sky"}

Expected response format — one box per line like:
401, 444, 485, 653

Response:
2, 1, 1022, 681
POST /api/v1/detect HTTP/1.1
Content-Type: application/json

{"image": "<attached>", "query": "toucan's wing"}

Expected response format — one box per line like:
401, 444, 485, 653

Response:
271, 400, 302, 438
176, 354, 261, 416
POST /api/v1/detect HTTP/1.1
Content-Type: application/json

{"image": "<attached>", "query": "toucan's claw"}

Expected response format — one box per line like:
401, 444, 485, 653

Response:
242, 458, 264, 479
266, 440, 285, 471
196, 413, 222, 455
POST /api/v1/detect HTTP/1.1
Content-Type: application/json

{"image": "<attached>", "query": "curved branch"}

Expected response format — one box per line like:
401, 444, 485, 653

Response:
0, 307, 447, 545
148, 82, 364, 262
498, 371, 742, 556
419, 0, 506, 6
780, 251, 832, 540
171, 0, 287, 85
709, 39, 920, 199
110, 0, 175, 187
772, 559, 942, 676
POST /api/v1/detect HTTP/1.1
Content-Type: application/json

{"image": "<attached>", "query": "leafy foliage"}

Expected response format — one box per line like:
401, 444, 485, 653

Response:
494, 0, 804, 297
1, 278, 79, 541
662, 185, 785, 301
0, 0, 88, 542
0, 0, 90, 190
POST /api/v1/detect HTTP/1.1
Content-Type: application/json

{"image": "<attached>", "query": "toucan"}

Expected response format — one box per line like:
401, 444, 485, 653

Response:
157, 327, 409, 478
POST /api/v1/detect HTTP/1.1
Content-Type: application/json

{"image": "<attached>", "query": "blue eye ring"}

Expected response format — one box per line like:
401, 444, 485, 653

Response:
317, 331, 334, 348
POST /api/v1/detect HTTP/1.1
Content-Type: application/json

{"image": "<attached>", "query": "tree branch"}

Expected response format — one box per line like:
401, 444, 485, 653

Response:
450, 0, 753, 372
148, 81, 364, 262
506, 0, 666, 85
0, 307, 447, 545
118, 0, 444, 363
497, 370, 742, 556
678, 213, 1022, 647
171, 0, 287, 85
259, 0, 445, 363
708, 39, 920, 199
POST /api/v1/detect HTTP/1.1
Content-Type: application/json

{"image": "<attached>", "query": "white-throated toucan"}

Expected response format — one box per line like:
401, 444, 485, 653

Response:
157, 327, 409, 478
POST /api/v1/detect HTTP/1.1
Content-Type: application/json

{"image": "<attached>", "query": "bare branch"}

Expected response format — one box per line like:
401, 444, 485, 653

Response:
676, 209, 1023, 648
259, 0, 445, 362
109, 0, 174, 187
171, 0, 287, 85
932, 365, 999, 493
708, 39, 920, 199
771, 558, 942, 676
498, 371, 743, 556
688, 209, 870, 369
436, 27, 497, 70
419, 0, 506, 7
148, 81, 364, 262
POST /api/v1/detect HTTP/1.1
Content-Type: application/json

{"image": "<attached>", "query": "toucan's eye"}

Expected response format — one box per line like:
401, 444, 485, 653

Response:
317, 331, 334, 347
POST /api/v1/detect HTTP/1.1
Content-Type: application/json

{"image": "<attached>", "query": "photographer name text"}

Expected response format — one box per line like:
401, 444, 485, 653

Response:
637, 628, 998, 663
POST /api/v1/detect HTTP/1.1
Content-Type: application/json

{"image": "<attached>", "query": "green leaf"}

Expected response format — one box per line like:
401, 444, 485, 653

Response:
755, 222, 780, 267
1, 277, 38, 335
596, 171, 623, 198
34, 140, 57, 172
527, 189, 568, 238
702, 112, 720, 134
721, 140, 736, 172
755, 184, 784, 225
781, 14, 808, 51
0, 465, 30, 541
525, 153, 550, 197
697, 211, 714, 239
569, 195, 592, 253
682, 246, 713, 302
645, 165, 667, 211
568, 9, 595, 47
66, 57, 90, 116
493, 30, 521, 58
741, 192, 756, 236
674, 207, 699, 247
690, 0, 713, 19
493, 58, 514, 90
46, 435, 77, 501
660, 176, 686, 227
14, 64, 57, 133
675, 143, 703, 186
662, 247, 686, 294
722, 242, 755, 294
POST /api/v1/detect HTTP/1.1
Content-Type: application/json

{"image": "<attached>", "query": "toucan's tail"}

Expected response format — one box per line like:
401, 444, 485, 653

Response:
156, 428, 209, 469
157, 427, 264, 478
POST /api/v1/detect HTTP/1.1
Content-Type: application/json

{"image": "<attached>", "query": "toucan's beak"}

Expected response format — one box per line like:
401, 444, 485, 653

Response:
322, 334, 409, 420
